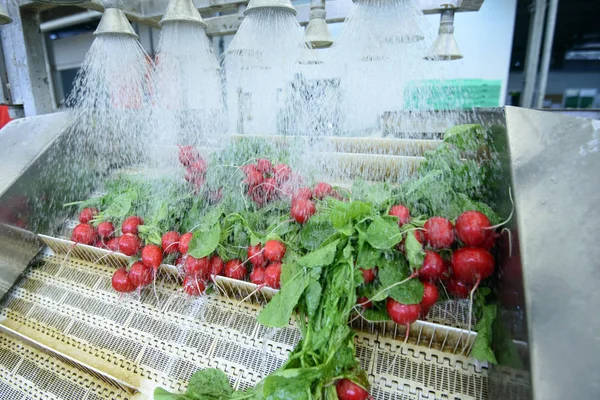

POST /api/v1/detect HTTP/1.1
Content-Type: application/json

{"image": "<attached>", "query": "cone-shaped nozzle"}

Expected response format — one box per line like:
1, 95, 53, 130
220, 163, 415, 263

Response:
244, 0, 297, 16
305, 9, 333, 48
159, 0, 207, 28
94, 3, 139, 39
0, 4, 12, 25
425, 9, 462, 61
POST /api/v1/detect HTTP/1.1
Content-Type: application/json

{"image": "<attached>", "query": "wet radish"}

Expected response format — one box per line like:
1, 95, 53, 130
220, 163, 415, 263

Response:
208, 255, 224, 279
112, 268, 136, 293
418, 251, 447, 281
420, 282, 439, 310
183, 275, 205, 296
293, 187, 312, 201
97, 221, 114, 239
179, 232, 193, 254
256, 158, 273, 174
389, 204, 410, 226
386, 298, 421, 326
263, 240, 286, 262
141, 244, 163, 270
291, 198, 316, 224
360, 267, 378, 284
250, 266, 266, 285
264, 262, 282, 289
178, 145, 199, 166
445, 278, 471, 299
122, 216, 144, 235
313, 182, 332, 200
247, 244, 266, 267
455, 211, 492, 247
71, 223, 95, 245
224, 259, 247, 280
161, 231, 180, 254
118, 234, 141, 256
357, 296, 372, 309
274, 164, 291, 183
128, 262, 153, 288
336, 378, 369, 400
423, 217, 454, 249
106, 237, 120, 252
78, 208, 98, 224
451, 247, 495, 284
184, 256, 210, 279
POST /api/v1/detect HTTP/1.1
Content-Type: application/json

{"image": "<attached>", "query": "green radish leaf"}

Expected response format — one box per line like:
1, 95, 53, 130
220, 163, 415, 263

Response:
257, 269, 310, 328
356, 243, 380, 270
365, 216, 402, 249
362, 307, 391, 322
153, 387, 192, 400
405, 230, 425, 272
262, 369, 319, 400
186, 368, 233, 399
188, 224, 221, 259
297, 240, 340, 269
300, 214, 336, 250
377, 255, 423, 304
470, 304, 498, 364
305, 279, 322, 319
103, 193, 132, 220
330, 201, 371, 230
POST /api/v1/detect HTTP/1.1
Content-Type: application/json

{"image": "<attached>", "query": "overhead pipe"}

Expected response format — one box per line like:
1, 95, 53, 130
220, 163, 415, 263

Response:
535, 0, 559, 109
305, 0, 333, 48
520, 0, 547, 108
40, 10, 101, 33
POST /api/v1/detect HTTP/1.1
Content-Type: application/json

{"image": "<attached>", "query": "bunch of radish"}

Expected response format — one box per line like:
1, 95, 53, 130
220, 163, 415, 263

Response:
243, 159, 293, 207
71, 207, 120, 250
247, 240, 285, 289
178, 145, 208, 192
290, 182, 340, 224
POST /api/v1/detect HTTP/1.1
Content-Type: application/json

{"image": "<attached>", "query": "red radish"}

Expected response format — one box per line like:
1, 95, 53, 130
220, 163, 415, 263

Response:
208, 255, 224, 279
360, 267, 378, 284
71, 223, 95, 245
118, 234, 141, 256
224, 259, 247, 280
424, 217, 454, 249
161, 231, 180, 254
242, 164, 258, 175
112, 268, 136, 293
93, 238, 105, 248
247, 244, 266, 267
389, 204, 411, 226
97, 221, 114, 239
452, 247, 495, 284
175, 255, 184, 267
78, 208, 98, 224
250, 266, 266, 285
291, 198, 316, 224
455, 211, 492, 247
128, 262, 153, 287
414, 230, 425, 244
263, 177, 278, 199
179, 232, 193, 254
293, 187, 312, 201
263, 240, 286, 262
483, 231, 498, 250
420, 282, 439, 309
418, 251, 447, 281
184, 256, 210, 279
122, 216, 144, 235
245, 169, 264, 188
178, 145, 199, 166
106, 237, 120, 251
256, 158, 273, 174
189, 158, 207, 175
313, 182, 332, 200
264, 262, 282, 289
336, 379, 369, 400
357, 296, 373, 309
386, 298, 421, 326
141, 244, 163, 269
274, 164, 291, 183
183, 275, 205, 296
446, 278, 471, 298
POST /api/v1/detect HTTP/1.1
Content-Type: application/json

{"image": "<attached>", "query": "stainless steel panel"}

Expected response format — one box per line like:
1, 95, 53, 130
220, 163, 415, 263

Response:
505, 106, 600, 400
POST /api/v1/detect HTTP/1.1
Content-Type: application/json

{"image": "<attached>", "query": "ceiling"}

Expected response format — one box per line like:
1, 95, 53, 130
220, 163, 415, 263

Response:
510, 0, 600, 70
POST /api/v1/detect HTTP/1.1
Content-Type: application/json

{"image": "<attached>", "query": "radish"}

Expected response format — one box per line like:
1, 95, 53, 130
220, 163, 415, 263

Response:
451, 247, 495, 284
420, 282, 439, 310
263, 240, 286, 262
418, 251, 447, 281
178, 145, 199, 167
106, 237, 120, 252
97, 221, 114, 239
71, 223, 95, 245
189, 158, 207, 175
386, 298, 421, 326
208, 255, 224, 279
247, 244, 266, 268
183, 275, 205, 296
118, 234, 141, 256
224, 259, 247, 280
244, 169, 263, 188
175, 255, 184, 268
357, 296, 372, 309
336, 379, 369, 400
128, 262, 153, 288
313, 182, 332, 200
179, 232, 193, 254
423, 217, 454, 249
161, 231, 180, 254
455, 211, 492, 247
93, 238, 105, 248
293, 187, 312, 201
389, 204, 411, 226
263, 177, 278, 200
184, 256, 210, 279
274, 164, 291, 183
122, 216, 144, 235
291, 198, 316, 224
141, 244, 163, 269
112, 268, 136, 293
78, 208, 98, 224
256, 158, 273, 174
264, 262, 282, 289
445, 278, 471, 299
250, 266, 266, 285
360, 267, 378, 284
